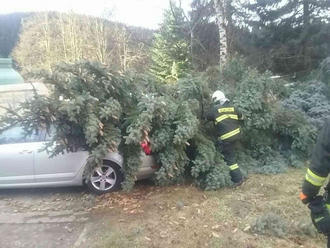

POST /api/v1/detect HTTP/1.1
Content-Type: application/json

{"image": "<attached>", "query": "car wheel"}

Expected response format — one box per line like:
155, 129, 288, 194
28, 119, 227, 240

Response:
87, 161, 123, 195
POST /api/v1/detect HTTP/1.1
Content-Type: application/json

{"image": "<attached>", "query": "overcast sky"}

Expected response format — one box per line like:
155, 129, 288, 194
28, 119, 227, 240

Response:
1, 0, 192, 29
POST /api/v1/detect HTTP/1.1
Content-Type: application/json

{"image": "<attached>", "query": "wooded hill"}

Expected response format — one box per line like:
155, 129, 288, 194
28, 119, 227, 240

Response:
0, 13, 29, 58
1, 0, 330, 77
0, 12, 154, 73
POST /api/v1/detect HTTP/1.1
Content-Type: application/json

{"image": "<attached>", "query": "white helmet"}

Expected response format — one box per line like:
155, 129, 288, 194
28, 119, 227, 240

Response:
212, 90, 228, 105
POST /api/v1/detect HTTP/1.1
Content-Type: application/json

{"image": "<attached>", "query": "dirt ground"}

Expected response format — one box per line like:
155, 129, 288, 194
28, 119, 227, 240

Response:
0, 187, 95, 248
0, 168, 327, 248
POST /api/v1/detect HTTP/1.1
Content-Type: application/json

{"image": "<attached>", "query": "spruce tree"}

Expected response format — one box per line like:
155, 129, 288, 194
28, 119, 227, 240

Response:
242, 0, 330, 75
245, 0, 330, 26
150, 2, 191, 83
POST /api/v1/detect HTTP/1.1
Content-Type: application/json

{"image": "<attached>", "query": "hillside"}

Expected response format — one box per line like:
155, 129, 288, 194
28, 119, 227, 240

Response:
0, 12, 154, 72
0, 12, 30, 57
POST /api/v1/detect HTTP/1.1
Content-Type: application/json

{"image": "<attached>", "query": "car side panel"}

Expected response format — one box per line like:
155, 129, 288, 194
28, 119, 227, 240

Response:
34, 143, 89, 183
103, 152, 123, 167
0, 142, 35, 184
0, 180, 83, 189
136, 153, 157, 180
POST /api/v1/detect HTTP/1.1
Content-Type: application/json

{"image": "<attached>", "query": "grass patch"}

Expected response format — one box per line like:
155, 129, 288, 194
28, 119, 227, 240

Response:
95, 227, 143, 248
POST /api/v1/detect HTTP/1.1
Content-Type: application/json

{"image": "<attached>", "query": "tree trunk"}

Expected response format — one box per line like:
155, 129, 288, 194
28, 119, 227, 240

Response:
94, 18, 108, 64
303, 0, 310, 26
225, 0, 234, 57
191, 28, 195, 68
42, 13, 51, 71
302, 0, 310, 70
213, 0, 228, 67
59, 13, 68, 62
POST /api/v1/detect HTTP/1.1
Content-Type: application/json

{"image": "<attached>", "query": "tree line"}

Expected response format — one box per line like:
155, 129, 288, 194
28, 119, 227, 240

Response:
0, 0, 329, 78
0, 12, 153, 73
151, 0, 330, 82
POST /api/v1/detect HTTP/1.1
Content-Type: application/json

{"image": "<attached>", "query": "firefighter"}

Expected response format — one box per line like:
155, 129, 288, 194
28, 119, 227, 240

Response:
300, 119, 330, 246
206, 90, 244, 185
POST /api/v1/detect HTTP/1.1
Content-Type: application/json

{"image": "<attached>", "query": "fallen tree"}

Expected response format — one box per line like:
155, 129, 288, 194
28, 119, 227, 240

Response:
0, 59, 321, 190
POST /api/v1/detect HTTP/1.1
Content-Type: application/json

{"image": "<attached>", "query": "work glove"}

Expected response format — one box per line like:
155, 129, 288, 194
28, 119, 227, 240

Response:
300, 192, 314, 204
308, 196, 330, 235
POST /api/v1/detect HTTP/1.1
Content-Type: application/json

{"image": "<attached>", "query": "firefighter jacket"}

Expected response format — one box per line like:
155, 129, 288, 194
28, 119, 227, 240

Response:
206, 101, 242, 142
302, 119, 330, 202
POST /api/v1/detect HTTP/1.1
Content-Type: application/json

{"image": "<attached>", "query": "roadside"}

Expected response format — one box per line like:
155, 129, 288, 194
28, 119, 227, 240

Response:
0, 168, 326, 248
0, 187, 95, 248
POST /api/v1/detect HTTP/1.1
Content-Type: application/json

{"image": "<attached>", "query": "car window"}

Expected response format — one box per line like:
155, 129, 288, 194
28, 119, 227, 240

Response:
0, 126, 40, 145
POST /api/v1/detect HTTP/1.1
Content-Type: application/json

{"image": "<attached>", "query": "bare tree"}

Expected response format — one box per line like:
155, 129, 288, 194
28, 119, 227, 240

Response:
13, 12, 152, 72
41, 13, 52, 70
93, 18, 108, 64
213, 0, 228, 67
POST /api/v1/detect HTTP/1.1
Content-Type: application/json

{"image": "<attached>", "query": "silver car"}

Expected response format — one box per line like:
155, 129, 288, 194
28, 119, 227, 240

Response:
0, 126, 156, 194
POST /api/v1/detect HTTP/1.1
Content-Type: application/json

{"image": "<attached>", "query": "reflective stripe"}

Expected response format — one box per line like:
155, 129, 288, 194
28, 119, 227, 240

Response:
229, 164, 239, 171
215, 114, 238, 123
218, 107, 234, 113
220, 128, 240, 140
305, 168, 326, 187
315, 217, 325, 223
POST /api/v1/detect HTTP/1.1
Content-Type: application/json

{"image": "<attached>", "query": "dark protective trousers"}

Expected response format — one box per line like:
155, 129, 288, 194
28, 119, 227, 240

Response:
220, 140, 243, 183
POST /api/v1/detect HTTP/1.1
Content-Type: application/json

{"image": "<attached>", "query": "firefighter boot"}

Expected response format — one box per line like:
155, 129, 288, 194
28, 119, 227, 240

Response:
230, 166, 244, 186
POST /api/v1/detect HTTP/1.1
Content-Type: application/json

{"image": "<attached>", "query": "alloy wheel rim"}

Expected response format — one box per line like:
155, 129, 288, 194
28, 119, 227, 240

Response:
90, 165, 117, 191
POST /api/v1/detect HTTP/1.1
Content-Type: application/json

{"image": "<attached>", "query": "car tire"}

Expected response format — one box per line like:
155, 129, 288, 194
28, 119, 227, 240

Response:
87, 161, 123, 195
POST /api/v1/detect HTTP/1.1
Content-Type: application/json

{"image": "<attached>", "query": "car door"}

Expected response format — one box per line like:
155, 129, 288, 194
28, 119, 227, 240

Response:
34, 130, 89, 183
0, 127, 37, 185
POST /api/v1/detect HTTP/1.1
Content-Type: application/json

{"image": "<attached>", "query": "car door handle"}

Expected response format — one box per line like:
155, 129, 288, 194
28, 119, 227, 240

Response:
19, 150, 33, 154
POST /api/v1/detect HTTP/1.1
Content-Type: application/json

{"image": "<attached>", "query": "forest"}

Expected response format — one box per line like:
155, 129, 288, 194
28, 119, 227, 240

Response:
1, 0, 330, 190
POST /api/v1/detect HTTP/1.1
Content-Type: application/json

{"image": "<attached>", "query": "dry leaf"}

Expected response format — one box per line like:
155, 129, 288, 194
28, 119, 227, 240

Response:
244, 225, 251, 232
212, 225, 220, 230
212, 232, 220, 238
